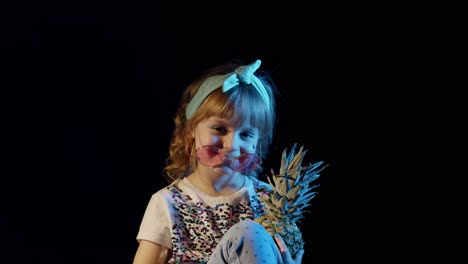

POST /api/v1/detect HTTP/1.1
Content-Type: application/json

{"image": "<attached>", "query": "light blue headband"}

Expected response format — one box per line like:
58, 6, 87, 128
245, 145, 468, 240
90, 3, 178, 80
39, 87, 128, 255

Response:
185, 59, 271, 119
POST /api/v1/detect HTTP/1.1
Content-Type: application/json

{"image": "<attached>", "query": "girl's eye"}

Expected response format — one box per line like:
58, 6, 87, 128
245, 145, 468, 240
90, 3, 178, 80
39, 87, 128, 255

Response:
241, 132, 255, 138
211, 126, 227, 133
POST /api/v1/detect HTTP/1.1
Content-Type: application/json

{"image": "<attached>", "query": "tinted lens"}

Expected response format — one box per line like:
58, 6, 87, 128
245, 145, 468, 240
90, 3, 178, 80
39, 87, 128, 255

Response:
196, 146, 224, 167
235, 153, 261, 171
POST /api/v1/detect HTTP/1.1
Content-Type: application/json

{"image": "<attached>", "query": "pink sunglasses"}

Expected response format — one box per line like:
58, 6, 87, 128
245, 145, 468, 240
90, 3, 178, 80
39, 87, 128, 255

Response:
195, 145, 261, 172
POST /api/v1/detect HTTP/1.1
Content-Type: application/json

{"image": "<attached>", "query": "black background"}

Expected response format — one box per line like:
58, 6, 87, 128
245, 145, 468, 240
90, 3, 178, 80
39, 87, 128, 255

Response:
3, 2, 467, 263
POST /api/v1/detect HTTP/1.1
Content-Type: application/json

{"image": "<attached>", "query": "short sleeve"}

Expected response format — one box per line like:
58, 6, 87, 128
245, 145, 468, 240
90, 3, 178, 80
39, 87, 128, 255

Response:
136, 193, 172, 249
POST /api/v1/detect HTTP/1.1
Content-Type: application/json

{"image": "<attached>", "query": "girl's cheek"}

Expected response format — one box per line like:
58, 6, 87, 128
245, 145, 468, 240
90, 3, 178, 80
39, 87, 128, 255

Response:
196, 135, 210, 147
206, 135, 220, 145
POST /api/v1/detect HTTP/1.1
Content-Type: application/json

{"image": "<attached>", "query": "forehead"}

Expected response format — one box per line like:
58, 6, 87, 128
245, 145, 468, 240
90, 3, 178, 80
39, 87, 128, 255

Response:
200, 116, 257, 130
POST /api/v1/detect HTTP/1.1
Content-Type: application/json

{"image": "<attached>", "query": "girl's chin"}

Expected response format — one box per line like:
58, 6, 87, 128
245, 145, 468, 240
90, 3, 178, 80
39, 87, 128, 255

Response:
198, 163, 238, 174
210, 165, 235, 173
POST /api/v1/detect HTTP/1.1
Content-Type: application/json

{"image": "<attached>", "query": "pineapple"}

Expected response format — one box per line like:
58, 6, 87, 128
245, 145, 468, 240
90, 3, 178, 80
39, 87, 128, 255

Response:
255, 143, 327, 256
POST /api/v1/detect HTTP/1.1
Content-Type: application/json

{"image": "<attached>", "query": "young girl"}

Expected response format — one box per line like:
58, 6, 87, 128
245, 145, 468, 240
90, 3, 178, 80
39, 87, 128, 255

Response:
133, 59, 304, 264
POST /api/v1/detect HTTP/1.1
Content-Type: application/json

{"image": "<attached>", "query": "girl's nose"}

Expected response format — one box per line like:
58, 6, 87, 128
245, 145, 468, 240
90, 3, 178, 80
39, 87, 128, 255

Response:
222, 135, 240, 153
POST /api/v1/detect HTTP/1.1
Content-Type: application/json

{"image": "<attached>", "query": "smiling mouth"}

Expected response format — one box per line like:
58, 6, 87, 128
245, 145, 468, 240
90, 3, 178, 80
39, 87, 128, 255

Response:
222, 155, 259, 172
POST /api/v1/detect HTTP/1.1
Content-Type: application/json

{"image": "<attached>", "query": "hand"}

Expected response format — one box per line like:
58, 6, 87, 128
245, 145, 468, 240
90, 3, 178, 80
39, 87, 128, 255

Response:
274, 234, 304, 264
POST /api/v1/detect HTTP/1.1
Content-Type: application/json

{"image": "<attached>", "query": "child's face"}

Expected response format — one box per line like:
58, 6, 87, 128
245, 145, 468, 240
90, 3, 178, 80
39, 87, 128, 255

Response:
193, 115, 259, 169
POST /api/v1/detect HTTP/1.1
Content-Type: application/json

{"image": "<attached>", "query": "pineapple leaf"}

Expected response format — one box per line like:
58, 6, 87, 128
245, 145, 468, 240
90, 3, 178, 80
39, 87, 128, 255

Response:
296, 192, 317, 205
288, 146, 307, 172
309, 161, 327, 171
279, 148, 289, 175
262, 198, 276, 210
266, 175, 275, 191
285, 185, 301, 200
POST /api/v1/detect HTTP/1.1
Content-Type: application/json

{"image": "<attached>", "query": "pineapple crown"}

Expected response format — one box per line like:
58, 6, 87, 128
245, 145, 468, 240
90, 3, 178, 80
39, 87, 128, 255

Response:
260, 143, 328, 222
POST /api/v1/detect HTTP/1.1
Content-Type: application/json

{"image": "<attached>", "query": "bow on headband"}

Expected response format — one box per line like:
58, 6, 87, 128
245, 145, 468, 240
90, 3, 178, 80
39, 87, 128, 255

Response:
185, 59, 271, 119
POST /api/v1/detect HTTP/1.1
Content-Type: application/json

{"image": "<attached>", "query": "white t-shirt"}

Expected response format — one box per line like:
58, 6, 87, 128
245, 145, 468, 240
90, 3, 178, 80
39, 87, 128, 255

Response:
136, 176, 270, 263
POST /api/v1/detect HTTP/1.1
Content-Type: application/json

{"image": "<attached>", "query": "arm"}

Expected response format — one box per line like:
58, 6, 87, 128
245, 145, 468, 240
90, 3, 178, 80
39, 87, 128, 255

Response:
133, 240, 172, 264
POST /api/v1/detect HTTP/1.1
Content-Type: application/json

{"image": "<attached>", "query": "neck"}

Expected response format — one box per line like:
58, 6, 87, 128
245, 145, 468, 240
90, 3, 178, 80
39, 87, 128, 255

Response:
187, 167, 245, 196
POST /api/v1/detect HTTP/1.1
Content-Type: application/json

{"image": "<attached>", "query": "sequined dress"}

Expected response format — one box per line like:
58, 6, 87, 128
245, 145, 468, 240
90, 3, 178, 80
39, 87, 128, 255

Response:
136, 176, 269, 263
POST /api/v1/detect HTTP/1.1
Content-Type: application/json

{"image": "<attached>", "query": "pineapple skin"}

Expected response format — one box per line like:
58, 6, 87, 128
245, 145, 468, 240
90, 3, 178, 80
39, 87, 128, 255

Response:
255, 215, 304, 256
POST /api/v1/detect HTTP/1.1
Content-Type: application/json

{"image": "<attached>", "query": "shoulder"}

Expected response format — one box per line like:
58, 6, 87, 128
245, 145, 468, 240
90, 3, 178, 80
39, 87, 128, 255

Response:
150, 178, 200, 204
148, 180, 180, 200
